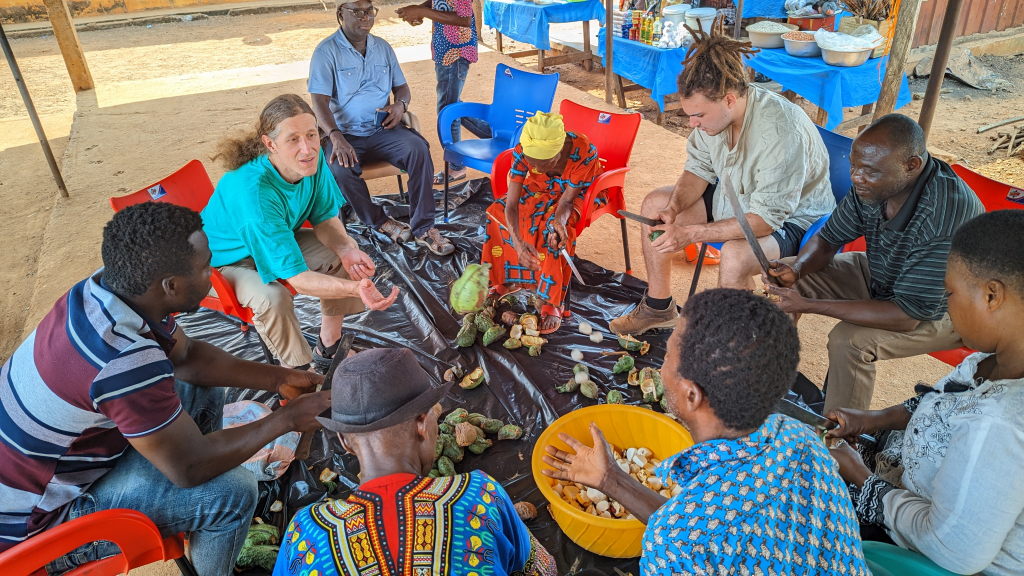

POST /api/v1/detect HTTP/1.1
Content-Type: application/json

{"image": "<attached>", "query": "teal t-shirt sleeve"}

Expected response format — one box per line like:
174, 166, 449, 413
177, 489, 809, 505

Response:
308, 152, 345, 226
240, 219, 308, 283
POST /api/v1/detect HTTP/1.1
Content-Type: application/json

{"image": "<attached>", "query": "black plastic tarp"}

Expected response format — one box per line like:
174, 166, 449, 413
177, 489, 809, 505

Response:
177, 179, 675, 575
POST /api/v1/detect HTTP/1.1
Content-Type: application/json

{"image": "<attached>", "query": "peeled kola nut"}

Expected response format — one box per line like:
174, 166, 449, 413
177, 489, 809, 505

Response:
552, 444, 681, 519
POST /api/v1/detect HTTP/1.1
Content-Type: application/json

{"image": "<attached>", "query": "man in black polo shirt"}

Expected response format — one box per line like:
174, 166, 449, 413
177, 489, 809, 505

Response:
767, 114, 983, 411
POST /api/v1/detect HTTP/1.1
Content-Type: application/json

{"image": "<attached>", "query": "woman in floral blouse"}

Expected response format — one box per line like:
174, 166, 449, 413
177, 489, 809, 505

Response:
827, 210, 1024, 576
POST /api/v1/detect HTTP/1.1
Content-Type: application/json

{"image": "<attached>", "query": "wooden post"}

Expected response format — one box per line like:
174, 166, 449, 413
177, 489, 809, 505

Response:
733, 0, 744, 39
0, 22, 68, 197
43, 0, 93, 92
872, 0, 921, 120
918, 0, 964, 140
605, 0, 614, 104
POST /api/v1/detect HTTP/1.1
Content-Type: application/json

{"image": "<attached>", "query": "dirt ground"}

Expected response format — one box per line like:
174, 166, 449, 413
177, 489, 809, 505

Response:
1, 6, 1021, 573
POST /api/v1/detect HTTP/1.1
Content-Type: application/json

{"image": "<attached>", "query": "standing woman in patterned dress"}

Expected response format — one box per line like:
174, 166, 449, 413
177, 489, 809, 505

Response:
481, 112, 602, 333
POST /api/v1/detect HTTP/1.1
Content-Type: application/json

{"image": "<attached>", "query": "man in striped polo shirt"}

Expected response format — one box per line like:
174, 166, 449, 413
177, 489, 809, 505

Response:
0, 202, 330, 574
767, 114, 983, 412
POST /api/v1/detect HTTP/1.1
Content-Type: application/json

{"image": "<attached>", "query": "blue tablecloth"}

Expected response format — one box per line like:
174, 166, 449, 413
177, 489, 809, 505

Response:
736, 0, 786, 18
483, 0, 605, 51
745, 48, 911, 130
596, 28, 687, 112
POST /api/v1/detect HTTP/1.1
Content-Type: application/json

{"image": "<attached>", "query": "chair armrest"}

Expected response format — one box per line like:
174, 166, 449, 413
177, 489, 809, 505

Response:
582, 168, 629, 208
575, 168, 631, 233
437, 102, 491, 147
208, 268, 246, 320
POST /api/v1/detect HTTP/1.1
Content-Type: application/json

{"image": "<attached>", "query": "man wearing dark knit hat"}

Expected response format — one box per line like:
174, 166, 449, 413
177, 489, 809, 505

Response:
272, 348, 556, 576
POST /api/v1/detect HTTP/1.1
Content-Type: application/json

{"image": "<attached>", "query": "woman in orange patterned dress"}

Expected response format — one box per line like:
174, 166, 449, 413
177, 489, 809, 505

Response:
481, 112, 603, 333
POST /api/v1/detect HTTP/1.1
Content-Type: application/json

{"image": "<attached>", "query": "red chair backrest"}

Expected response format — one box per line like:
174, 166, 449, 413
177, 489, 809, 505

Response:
951, 164, 1024, 212
109, 159, 214, 213
0, 509, 185, 576
489, 148, 516, 200
558, 100, 642, 171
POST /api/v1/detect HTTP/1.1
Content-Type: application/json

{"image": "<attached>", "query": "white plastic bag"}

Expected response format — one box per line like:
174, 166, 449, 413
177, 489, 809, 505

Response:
814, 27, 883, 51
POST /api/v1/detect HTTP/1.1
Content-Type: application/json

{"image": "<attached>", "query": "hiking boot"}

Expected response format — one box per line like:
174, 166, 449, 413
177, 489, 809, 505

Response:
416, 227, 455, 256
378, 218, 412, 243
608, 297, 679, 336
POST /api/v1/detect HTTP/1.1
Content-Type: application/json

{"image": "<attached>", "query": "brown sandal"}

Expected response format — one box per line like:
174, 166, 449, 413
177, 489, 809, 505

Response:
378, 218, 412, 242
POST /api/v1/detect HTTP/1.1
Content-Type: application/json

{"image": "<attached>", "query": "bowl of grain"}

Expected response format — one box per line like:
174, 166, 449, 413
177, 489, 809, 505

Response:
746, 20, 798, 49
782, 30, 821, 57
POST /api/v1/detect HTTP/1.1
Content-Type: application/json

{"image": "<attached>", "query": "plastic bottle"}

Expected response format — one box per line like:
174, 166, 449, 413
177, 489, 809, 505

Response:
653, 17, 662, 45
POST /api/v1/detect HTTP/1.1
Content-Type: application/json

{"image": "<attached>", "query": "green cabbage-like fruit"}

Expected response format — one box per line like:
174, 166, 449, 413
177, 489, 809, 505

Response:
482, 325, 507, 346
437, 455, 456, 476
455, 323, 478, 347
613, 355, 635, 374
467, 437, 493, 454
450, 263, 491, 314
580, 380, 599, 399
444, 408, 470, 425
503, 337, 523, 350
480, 418, 505, 434
606, 389, 625, 404
497, 424, 523, 440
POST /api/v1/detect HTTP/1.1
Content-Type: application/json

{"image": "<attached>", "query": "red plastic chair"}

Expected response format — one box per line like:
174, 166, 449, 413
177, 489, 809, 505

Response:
488, 101, 642, 273
109, 160, 282, 362
925, 165, 1024, 366
0, 509, 197, 576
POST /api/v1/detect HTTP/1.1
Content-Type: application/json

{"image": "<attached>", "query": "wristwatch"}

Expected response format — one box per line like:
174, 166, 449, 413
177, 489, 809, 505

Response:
397, 98, 409, 112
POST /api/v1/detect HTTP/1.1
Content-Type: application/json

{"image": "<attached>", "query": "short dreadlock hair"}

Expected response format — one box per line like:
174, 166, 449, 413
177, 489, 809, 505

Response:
101, 202, 204, 296
677, 15, 759, 101
674, 289, 799, 430
951, 210, 1024, 297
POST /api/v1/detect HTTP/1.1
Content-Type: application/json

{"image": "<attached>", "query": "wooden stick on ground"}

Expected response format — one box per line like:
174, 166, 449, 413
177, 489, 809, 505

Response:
978, 115, 1024, 134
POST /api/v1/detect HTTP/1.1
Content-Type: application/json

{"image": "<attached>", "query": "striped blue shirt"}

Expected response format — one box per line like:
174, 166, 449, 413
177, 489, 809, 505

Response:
0, 273, 182, 551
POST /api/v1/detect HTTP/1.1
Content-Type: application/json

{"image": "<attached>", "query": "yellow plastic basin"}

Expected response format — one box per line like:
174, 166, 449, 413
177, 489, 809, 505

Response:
531, 404, 694, 558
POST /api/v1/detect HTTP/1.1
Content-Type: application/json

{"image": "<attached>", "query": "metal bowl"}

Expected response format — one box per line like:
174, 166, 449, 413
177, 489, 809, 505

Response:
783, 36, 821, 57
820, 46, 872, 67
747, 23, 799, 49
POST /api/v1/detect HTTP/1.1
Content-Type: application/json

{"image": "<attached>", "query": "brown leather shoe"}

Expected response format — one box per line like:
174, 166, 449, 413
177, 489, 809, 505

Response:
608, 297, 679, 335
378, 218, 412, 242
416, 228, 455, 256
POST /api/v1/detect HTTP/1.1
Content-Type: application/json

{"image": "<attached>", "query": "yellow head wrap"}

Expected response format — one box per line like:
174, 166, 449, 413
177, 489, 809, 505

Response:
520, 112, 567, 160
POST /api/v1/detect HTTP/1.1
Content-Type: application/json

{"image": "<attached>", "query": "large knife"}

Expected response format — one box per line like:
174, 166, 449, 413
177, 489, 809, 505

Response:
617, 209, 662, 227
560, 248, 587, 286
720, 179, 778, 286
775, 397, 876, 446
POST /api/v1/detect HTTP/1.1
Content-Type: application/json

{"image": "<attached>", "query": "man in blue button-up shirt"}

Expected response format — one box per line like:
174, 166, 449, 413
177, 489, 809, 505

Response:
309, 0, 454, 256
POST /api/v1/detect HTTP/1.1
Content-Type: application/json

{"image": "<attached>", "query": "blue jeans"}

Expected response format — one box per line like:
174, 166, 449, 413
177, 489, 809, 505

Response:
436, 58, 491, 172
47, 381, 257, 576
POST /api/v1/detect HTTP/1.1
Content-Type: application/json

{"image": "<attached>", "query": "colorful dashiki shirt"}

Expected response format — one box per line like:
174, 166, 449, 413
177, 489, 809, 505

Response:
273, 470, 556, 576
431, 0, 477, 66
641, 414, 870, 576
481, 132, 602, 311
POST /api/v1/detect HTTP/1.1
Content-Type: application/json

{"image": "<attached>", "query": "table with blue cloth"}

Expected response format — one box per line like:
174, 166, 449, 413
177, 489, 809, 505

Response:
734, 0, 786, 18
745, 48, 912, 130
484, 0, 605, 71
596, 27, 687, 121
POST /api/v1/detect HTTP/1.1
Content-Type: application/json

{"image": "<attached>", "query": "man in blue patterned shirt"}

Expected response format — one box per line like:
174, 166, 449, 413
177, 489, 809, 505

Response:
544, 289, 869, 575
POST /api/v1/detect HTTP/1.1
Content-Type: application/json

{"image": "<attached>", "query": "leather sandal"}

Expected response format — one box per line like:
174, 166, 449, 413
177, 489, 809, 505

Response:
378, 218, 412, 243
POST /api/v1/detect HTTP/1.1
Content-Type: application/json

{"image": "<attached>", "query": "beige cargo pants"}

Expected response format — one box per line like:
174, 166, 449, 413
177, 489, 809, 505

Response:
213, 230, 363, 367
786, 252, 961, 412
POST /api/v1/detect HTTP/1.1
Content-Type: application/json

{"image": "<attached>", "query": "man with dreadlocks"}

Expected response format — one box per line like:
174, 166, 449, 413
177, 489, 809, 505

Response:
611, 18, 835, 336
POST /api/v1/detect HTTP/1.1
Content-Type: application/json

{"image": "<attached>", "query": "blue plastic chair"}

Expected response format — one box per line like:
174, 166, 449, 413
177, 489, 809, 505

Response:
436, 63, 559, 221
686, 125, 853, 297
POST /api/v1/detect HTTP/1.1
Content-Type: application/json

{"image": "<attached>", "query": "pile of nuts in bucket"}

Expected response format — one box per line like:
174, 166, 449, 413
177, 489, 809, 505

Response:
551, 446, 682, 519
